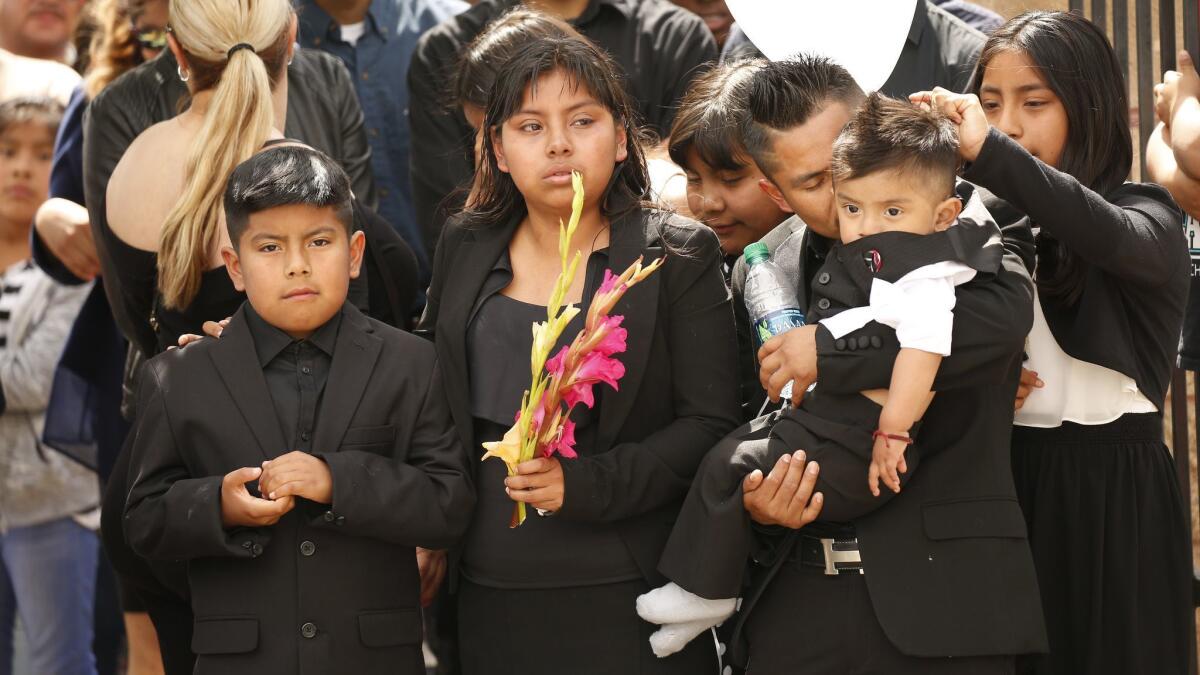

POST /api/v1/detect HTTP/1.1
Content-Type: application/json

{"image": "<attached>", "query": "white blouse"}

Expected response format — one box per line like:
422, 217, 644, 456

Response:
1014, 291, 1157, 428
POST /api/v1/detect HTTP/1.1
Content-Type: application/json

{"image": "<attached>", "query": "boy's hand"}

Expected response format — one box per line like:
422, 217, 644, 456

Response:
221, 466, 295, 528
868, 433, 910, 497
416, 548, 447, 608
259, 451, 333, 504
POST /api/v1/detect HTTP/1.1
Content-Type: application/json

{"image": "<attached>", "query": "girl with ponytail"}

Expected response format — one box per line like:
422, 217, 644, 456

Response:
99, 1, 295, 672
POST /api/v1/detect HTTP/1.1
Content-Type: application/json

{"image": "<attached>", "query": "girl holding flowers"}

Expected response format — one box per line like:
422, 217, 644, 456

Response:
416, 32, 740, 674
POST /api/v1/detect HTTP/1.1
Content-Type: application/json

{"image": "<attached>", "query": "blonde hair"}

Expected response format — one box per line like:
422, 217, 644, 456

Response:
83, 0, 143, 99
157, 0, 291, 309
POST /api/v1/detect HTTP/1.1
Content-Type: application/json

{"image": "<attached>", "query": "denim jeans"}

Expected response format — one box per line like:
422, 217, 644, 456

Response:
0, 517, 98, 675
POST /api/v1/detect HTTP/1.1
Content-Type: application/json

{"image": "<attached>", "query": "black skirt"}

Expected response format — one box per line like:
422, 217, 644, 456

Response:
1011, 413, 1192, 675
457, 579, 720, 675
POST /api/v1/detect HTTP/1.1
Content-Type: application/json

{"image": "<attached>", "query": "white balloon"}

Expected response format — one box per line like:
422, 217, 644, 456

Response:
726, 0, 917, 93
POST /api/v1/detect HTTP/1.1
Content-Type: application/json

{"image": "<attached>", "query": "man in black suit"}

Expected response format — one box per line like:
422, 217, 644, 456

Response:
718, 56, 1047, 673
123, 146, 473, 675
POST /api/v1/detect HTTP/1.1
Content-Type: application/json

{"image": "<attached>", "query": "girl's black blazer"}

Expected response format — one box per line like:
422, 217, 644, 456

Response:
964, 128, 1189, 411
416, 205, 742, 584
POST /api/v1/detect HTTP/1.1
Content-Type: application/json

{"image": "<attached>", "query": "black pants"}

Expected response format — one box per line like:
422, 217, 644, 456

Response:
457, 578, 719, 675
660, 393, 918, 599
744, 563, 1014, 675
100, 433, 195, 675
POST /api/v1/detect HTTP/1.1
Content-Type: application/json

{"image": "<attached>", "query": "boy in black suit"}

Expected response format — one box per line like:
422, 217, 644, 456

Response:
123, 145, 473, 675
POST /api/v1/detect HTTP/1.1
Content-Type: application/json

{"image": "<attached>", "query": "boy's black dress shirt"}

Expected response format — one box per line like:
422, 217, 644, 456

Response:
407, 0, 717, 251
245, 307, 337, 454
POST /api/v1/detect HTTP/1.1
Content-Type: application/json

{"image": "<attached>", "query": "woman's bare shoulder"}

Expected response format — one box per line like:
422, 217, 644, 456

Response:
106, 120, 189, 252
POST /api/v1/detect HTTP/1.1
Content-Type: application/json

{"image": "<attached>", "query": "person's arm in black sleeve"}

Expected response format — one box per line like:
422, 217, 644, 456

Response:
82, 90, 160, 358
557, 225, 741, 522
964, 127, 1187, 286
408, 32, 475, 252
329, 61, 378, 211
123, 362, 271, 561
414, 219, 461, 343
316, 357, 474, 549
357, 201, 419, 330
654, 11, 718, 137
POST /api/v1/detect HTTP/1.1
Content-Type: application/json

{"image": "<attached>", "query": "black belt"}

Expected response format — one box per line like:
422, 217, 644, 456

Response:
790, 535, 864, 575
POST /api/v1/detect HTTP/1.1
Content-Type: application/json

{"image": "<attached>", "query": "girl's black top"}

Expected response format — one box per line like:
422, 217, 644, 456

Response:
964, 128, 1188, 412
460, 248, 641, 588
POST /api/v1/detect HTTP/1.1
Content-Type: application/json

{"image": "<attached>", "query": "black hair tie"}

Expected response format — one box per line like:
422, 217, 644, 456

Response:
226, 42, 255, 59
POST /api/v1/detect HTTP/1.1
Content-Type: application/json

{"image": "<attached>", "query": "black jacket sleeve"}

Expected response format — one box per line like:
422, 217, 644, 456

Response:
651, 11, 718, 138
123, 362, 269, 561
964, 128, 1187, 287
357, 202, 419, 330
316, 361, 475, 550
407, 32, 474, 253
557, 226, 741, 523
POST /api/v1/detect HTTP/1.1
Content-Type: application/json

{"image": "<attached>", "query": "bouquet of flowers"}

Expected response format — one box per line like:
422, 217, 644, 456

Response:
482, 171, 663, 527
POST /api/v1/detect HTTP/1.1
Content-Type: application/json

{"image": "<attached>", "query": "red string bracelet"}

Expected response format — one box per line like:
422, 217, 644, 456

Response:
872, 430, 914, 448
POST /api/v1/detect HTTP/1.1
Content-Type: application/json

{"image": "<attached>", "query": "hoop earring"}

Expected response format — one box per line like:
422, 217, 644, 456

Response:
177, 65, 190, 82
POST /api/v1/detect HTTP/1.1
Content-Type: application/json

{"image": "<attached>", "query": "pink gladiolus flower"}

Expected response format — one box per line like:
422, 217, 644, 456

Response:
562, 381, 597, 409
546, 346, 569, 376
545, 419, 578, 459
597, 269, 622, 295
590, 317, 627, 356
574, 351, 625, 390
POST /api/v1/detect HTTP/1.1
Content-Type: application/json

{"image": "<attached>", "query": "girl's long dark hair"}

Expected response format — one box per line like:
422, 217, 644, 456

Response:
968, 10, 1132, 305
460, 34, 650, 229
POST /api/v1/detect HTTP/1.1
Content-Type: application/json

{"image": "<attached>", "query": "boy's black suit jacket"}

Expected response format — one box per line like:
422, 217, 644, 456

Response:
123, 303, 474, 675
416, 207, 742, 585
734, 184, 1049, 658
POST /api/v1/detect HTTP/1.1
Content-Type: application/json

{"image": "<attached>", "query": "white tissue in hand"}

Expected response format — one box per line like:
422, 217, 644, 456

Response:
636, 582, 737, 625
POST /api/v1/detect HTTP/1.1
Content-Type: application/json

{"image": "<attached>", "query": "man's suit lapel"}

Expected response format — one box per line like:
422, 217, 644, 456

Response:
597, 211, 662, 451
209, 305, 287, 460
435, 220, 518, 454
312, 305, 383, 455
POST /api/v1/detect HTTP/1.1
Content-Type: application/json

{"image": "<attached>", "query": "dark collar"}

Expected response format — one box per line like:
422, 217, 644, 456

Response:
244, 302, 343, 366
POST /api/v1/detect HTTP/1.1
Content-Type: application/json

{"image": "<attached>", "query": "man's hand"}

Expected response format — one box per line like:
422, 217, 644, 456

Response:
504, 457, 565, 513
259, 451, 333, 504
416, 548, 447, 608
758, 325, 819, 407
34, 198, 101, 280
742, 450, 824, 528
221, 466, 295, 528
1014, 368, 1044, 411
868, 434, 909, 497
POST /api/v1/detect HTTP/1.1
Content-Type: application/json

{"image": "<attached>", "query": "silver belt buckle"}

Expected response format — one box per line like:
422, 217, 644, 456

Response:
820, 537, 864, 576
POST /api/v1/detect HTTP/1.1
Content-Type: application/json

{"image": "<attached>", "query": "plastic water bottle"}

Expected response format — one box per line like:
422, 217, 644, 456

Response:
743, 242, 805, 399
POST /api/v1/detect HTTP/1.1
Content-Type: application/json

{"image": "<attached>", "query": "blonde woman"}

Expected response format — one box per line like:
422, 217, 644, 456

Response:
99, 1, 294, 671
